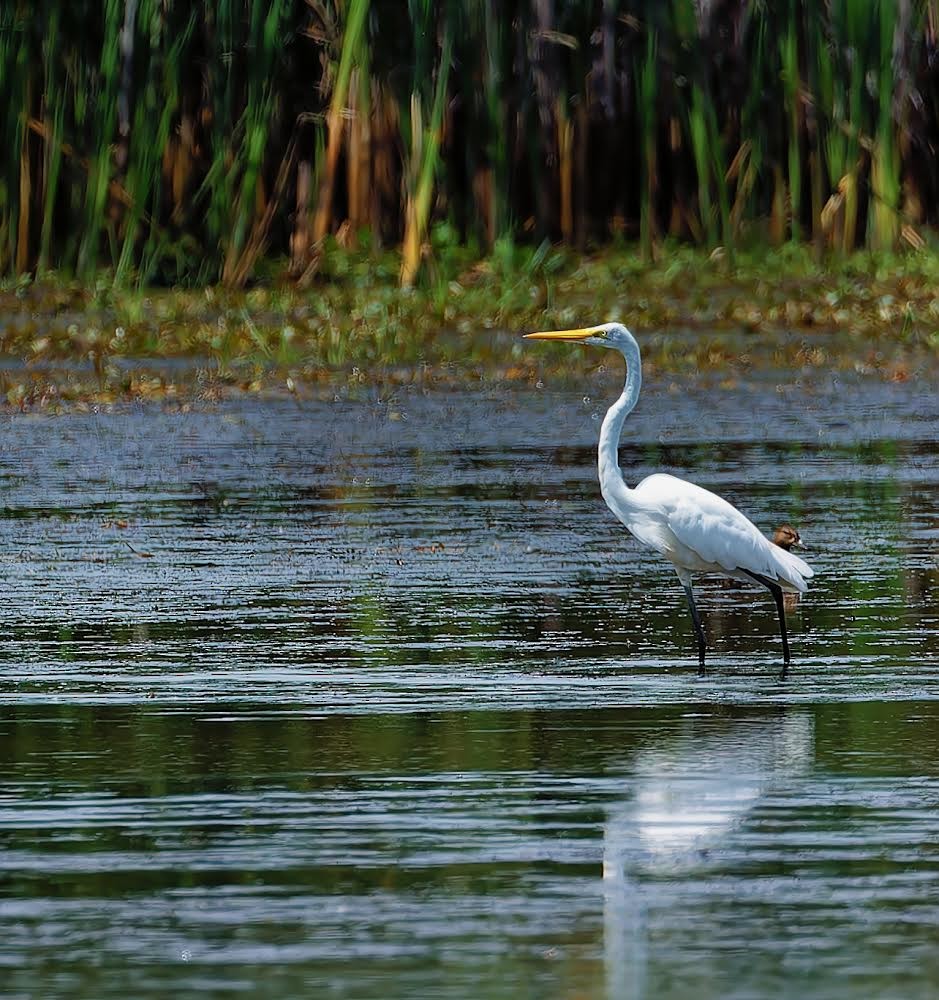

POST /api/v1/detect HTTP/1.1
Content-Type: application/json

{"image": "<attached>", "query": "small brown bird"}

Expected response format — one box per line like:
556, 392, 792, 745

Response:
771, 525, 806, 609
771, 525, 805, 552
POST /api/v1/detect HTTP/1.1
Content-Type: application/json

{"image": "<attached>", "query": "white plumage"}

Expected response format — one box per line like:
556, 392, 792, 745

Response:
525, 322, 814, 666
616, 473, 813, 591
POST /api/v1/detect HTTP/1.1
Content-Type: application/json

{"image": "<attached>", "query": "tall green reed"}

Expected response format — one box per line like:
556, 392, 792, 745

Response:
636, 29, 657, 260
0, 0, 930, 287
400, 0, 453, 286
76, 0, 121, 279
870, 0, 900, 249
779, 6, 802, 241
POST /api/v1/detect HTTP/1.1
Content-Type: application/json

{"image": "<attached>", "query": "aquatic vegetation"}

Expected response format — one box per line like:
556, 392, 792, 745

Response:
1, 1, 936, 288
1, 243, 937, 406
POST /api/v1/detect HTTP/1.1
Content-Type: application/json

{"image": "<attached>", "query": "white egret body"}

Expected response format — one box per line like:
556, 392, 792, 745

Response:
525, 323, 813, 666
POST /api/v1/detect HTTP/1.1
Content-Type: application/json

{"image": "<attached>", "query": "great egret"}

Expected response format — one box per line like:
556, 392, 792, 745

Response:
524, 322, 813, 667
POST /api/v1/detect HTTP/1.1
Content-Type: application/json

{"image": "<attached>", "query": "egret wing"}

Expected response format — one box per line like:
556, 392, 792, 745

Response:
635, 474, 813, 590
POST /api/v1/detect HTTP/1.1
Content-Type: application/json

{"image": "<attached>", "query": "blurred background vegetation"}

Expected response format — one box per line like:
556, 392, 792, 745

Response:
2, 0, 938, 292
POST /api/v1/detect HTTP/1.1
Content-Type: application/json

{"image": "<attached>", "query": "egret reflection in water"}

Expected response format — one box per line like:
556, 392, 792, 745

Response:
602, 712, 815, 998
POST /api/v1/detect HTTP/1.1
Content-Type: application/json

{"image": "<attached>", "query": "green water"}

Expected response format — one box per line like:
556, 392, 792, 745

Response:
1, 368, 938, 998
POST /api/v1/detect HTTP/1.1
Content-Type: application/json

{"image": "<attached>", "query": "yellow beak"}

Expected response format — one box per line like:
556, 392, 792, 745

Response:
524, 326, 598, 341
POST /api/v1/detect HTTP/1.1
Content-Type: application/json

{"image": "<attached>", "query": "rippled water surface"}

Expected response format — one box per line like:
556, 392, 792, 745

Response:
2, 366, 938, 998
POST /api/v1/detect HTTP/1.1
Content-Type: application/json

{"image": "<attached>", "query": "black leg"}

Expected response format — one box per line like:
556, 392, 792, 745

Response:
741, 570, 791, 665
682, 583, 707, 667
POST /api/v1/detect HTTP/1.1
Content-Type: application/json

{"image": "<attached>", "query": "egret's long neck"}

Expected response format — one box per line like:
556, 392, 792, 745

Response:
598, 337, 642, 488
